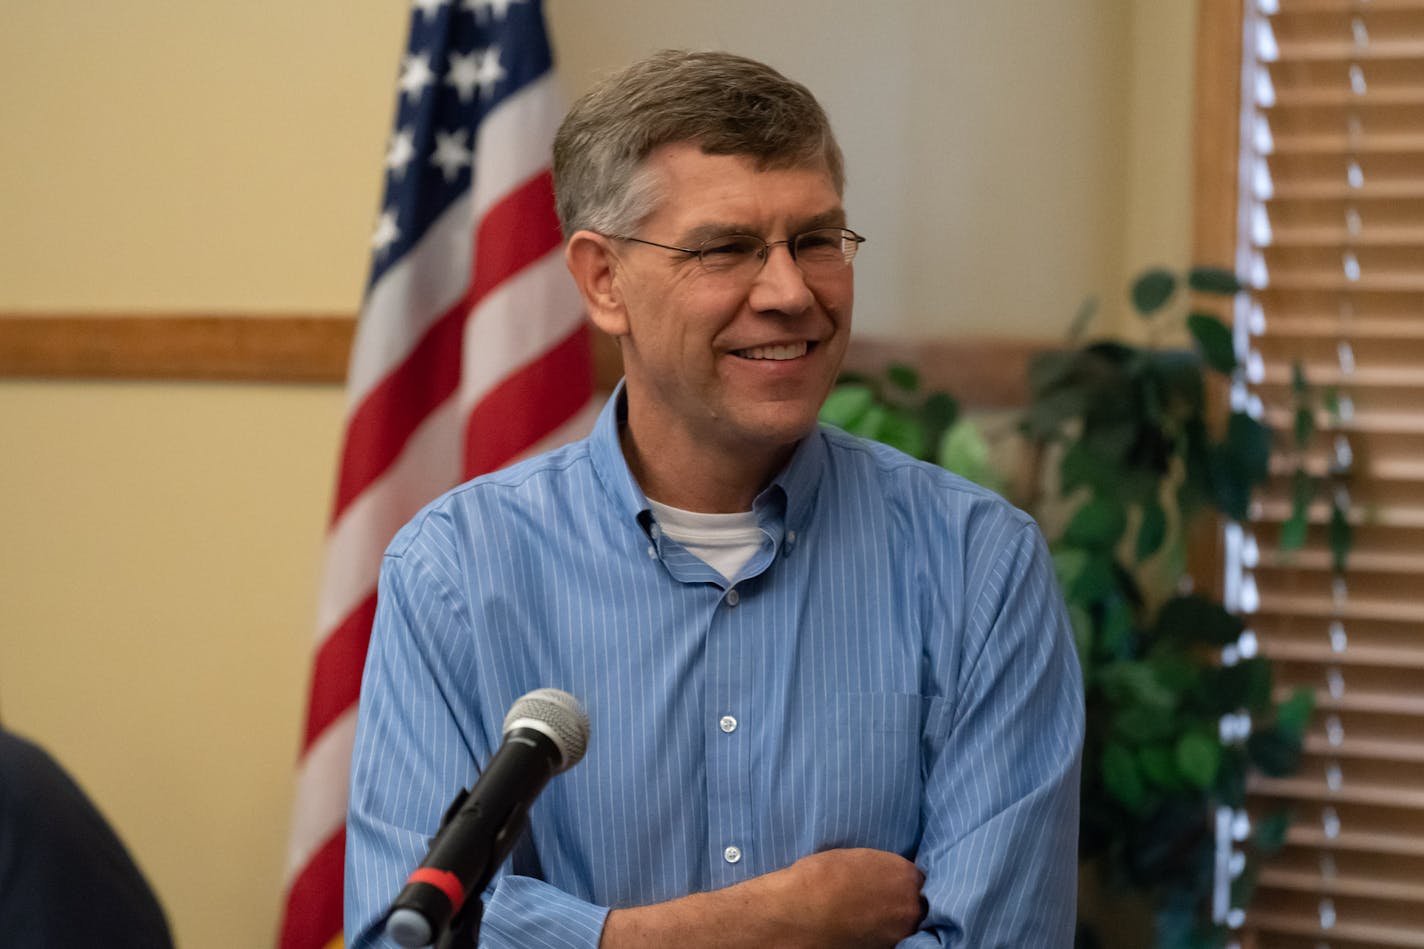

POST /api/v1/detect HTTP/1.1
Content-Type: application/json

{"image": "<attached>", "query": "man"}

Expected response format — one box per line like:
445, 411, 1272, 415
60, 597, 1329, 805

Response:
347, 50, 1082, 947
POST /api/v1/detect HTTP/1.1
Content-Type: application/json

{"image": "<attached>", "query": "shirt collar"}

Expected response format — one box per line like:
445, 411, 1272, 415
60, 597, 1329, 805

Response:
586, 381, 827, 542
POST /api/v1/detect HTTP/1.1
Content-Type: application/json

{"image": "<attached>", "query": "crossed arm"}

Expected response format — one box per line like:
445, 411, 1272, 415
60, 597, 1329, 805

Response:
598, 848, 924, 949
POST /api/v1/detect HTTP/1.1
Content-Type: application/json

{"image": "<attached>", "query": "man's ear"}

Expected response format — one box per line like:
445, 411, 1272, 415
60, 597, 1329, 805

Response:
565, 231, 629, 338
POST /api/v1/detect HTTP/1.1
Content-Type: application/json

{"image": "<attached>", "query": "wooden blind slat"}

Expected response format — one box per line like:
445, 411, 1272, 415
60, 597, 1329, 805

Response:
1258, 867, 1424, 903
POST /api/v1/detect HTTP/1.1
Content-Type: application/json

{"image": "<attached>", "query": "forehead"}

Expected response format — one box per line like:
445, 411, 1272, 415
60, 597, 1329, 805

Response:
640, 142, 843, 235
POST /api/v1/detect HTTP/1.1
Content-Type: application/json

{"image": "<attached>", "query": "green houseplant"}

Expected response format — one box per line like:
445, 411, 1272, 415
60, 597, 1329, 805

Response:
821, 268, 1318, 948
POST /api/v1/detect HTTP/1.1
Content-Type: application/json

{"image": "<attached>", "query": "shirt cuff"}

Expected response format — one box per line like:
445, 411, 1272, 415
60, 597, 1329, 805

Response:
478, 874, 611, 949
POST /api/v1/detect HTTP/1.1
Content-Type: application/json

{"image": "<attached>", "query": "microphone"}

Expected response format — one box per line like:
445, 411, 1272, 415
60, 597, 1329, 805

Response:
384, 688, 590, 948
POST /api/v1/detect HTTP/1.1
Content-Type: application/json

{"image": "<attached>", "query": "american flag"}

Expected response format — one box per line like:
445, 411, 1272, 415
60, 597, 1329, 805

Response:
277, 2, 595, 946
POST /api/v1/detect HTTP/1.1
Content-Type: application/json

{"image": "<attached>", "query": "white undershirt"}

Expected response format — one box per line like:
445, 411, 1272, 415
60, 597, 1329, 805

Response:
646, 499, 764, 583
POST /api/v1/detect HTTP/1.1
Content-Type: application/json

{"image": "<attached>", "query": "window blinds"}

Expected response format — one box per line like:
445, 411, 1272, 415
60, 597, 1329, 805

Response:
1224, 1, 1424, 946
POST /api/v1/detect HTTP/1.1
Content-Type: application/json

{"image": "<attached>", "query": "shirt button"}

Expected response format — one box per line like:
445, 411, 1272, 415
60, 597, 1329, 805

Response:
787, 530, 797, 544
723, 845, 742, 864
725, 589, 740, 607
719, 715, 738, 734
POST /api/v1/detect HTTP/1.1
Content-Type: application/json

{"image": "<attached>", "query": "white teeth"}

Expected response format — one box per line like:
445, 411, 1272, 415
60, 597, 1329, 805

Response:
737, 342, 809, 361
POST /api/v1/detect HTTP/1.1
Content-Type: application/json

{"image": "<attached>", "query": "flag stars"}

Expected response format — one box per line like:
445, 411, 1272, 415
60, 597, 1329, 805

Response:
411, 0, 450, 21
371, 209, 400, 255
446, 47, 505, 102
399, 53, 436, 103
462, 0, 524, 21
430, 129, 473, 182
445, 51, 482, 102
386, 127, 417, 179
473, 47, 507, 99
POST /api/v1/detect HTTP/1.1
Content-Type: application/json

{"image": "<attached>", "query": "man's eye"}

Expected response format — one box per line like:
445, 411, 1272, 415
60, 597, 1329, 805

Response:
702, 238, 756, 257
795, 231, 841, 255
696, 237, 759, 270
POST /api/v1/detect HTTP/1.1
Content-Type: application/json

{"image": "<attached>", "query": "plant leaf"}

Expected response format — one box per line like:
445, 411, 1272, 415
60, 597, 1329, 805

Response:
1051, 547, 1088, 593
1187, 312, 1237, 374
1226, 412, 1272, 485
1280, 510, 1308, 552
1247, 726, 1302, 777
819, 384, 875, 429
1294, 406, 1315, 450
1137, 744, 1184, 790
1275, 687, 1315, 740
1136, 499, 1168, 562
921, 391, 959, 430
1175, 731, 1221, 789
846, 402, 888, 440
1253, 810, 1292, 855
1064, 496, 1129, 549
938, 419, 1003, 493
1132, 269, 1178, 316
1070, 552, 1119, 603
1102, 741, 1148, 811
1329, 499, 1353, 572
1100, 661, 1177, 713
887, 362, 919, 394
875, 406, 928, 459
1187, 266, 1242, 295
1281, 469, 1312, 551
1154, 594, 1244, 646
1100, 596, 1135, 658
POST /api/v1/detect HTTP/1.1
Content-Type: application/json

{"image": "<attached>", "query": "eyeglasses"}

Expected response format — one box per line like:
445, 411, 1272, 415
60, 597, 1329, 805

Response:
610, 226, 866, 278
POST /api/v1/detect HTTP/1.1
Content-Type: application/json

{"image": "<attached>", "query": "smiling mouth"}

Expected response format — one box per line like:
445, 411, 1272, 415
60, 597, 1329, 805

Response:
732, 341, 813, 361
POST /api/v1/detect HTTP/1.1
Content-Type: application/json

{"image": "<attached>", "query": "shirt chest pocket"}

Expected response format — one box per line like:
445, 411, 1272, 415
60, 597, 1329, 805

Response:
810, 691, 925, 856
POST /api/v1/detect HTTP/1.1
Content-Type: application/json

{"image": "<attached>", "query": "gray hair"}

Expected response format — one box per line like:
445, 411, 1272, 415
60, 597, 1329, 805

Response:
552, 50, 845, 237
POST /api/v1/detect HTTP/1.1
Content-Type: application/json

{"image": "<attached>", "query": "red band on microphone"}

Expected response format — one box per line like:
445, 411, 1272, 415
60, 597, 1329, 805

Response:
407, 868, 466, 914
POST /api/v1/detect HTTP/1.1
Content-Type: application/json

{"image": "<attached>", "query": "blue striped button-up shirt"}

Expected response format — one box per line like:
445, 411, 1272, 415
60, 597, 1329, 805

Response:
346, 389, 1084, 948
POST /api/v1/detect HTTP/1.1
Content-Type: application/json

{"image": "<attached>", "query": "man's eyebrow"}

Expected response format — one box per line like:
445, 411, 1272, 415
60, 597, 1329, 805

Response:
677, 209, 848, 245
794, 208, 849, 231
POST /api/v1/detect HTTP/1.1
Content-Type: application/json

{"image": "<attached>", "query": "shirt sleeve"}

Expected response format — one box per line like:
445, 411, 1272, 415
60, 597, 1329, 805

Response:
902, 520, 1084, 948
345, 547, 611, 949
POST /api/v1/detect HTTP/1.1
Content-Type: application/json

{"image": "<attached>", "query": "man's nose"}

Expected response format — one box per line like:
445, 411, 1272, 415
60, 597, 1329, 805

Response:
748, 243, 814, 314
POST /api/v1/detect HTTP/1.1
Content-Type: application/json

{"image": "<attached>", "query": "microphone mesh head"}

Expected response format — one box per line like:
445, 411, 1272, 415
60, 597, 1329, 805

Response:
503, 688, 590, 772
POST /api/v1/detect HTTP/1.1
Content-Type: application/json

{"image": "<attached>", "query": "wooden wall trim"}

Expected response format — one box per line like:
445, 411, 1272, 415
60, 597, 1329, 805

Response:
1191, 0, 1244, 268
0, 314, 355, 384
0, 312, 1042, 407
1188, 0, 1245, 596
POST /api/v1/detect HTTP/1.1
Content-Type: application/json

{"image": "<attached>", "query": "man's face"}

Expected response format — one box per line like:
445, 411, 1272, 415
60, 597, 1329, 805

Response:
610, 142, 854, 466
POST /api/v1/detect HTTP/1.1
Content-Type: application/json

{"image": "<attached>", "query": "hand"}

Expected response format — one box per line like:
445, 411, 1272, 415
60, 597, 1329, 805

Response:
599, 848, 924, 949
762, 848, 925, 949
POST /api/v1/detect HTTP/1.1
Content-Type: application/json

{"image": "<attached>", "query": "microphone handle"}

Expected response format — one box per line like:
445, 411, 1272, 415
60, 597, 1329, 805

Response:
385, 728, 560, 946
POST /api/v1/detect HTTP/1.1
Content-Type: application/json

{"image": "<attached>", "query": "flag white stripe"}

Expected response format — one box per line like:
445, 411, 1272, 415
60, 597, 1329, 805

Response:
345, 196, 474, 413
344, 74, 566, 413
457, 253, 584, 412
317, 253, 584, 639
284, 706, 358, 883
315, 398, 464, 638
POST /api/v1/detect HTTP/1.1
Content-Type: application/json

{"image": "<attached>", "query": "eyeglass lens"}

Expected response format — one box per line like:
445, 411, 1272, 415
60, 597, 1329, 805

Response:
698, 228, 858, 274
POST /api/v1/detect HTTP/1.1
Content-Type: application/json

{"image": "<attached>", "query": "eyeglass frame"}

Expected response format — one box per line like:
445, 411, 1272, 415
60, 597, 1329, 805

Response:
606, 226, 867, 275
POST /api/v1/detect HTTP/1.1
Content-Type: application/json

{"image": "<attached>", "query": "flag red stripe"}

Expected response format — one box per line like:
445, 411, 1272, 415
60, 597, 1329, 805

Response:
462, 323, 594, 477
301, 591, 378, 754
277, 827, 344, 949
466, 170, 564, 304
331, 170, 565, 522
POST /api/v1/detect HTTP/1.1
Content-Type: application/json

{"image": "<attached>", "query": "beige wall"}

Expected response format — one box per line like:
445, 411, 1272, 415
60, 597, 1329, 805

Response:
0, 3, 1197, 946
